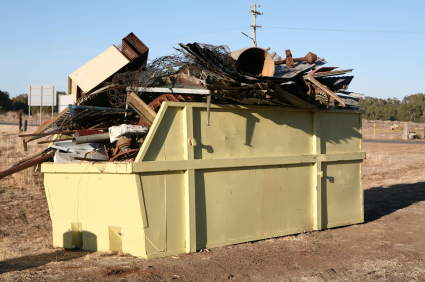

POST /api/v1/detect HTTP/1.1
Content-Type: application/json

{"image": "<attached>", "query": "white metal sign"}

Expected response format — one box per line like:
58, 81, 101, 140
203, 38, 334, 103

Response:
29, 85, 57, 106
28, 85, 57, 131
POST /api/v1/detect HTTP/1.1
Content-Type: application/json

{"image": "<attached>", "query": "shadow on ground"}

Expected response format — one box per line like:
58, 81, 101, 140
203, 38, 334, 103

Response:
364, 181, 425, 222
0, 249, 88, 274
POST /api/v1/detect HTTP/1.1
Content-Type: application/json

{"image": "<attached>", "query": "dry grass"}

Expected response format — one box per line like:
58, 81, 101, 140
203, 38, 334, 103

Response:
0, 126, 48, 189
0, 111, 54, 125
0, 125, 51, 262
363, 142, 425, 189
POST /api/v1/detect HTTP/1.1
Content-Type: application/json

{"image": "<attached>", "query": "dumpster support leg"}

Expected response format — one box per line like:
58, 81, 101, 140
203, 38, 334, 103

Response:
206, 94, 211, 126
183, 106, 197, 253
313, 112, 323, 230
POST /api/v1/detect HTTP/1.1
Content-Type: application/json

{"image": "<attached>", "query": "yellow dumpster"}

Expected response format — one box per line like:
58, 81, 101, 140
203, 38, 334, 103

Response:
40, 102, 365, 259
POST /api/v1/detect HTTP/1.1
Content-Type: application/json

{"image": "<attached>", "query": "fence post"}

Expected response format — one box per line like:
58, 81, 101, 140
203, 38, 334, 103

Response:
18, 111, 22, 132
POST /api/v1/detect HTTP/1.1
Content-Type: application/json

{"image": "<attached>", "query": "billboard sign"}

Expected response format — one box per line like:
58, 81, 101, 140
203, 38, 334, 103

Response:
29, 85, 57, 106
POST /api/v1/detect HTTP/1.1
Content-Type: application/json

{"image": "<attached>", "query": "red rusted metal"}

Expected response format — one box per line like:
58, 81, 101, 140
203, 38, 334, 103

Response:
285, 50, 295, 68
0, 152, 55, 179
110, 149, 139, 162
121, 32, 149, 61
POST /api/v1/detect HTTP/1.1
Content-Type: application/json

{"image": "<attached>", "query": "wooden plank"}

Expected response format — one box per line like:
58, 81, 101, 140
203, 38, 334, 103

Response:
127, 92, 156, 124
266, 81, 320, 111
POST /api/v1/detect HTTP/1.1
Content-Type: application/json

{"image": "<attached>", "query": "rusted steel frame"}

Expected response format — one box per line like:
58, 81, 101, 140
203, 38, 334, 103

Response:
285, 50, 294, 68
19, 130, 75, 137
0, 151, 55, 179
303, 75, 347, 106
274, 52, 317, 66
127, 92, 156, 125
37, 137, 73, 144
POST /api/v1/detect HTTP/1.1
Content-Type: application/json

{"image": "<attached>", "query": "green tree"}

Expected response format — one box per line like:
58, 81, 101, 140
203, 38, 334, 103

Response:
12, 94, 28, 113
0, 90, 13, 112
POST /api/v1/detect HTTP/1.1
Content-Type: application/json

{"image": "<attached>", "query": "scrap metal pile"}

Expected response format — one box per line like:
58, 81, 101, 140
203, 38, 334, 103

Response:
0, 32, 360, 179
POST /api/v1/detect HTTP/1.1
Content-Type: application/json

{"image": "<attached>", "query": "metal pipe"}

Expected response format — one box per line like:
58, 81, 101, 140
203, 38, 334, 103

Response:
37, 137, 73, 144
0, 152, 55, 179
230, 47, 274, 76
72, 133, 110, 145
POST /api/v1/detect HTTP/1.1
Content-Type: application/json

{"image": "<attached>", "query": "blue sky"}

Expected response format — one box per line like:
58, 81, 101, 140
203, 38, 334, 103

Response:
0, 0, 423, 100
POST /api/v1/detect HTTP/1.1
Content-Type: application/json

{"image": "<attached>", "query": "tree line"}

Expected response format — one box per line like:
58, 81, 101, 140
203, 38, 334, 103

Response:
0, 89, 66, 114
359, 93, 425, 122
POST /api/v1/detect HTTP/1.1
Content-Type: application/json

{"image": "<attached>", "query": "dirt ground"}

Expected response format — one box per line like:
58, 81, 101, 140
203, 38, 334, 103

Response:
1, 126, 425, 281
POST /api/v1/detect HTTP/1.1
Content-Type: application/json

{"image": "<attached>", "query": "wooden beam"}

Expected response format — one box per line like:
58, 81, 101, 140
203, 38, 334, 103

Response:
127, 92, 156, 125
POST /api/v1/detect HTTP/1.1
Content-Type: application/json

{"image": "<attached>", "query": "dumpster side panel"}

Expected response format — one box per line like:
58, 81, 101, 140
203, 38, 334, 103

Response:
44, 173, 146, 255
42, 104, 365, 259
192, 108, 313, 159
143, 107, 184, 162
320, 112, 362, 154
195, 164, 314, 250
321, 161, 363, 228
139, 172, 186, 257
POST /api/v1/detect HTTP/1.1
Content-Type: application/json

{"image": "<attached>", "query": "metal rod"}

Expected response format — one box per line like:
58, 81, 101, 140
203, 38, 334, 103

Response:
71, 157, 106, 162
207, 94, 211, 126
72, 133, 110, 145
0, 151, 55, 179
37, 137, 73, 144
130, 87, 211, 95
18, 130, 75, 137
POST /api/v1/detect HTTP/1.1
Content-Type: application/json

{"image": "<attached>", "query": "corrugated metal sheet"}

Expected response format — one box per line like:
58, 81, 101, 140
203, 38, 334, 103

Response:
317, 76, 354, 91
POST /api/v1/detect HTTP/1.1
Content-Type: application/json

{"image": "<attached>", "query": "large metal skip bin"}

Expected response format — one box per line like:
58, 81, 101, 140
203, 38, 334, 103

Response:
40, 102, 366, 259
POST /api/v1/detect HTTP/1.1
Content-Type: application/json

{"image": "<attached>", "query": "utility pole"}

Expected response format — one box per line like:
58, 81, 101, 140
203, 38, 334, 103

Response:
249, 2, 262, 47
